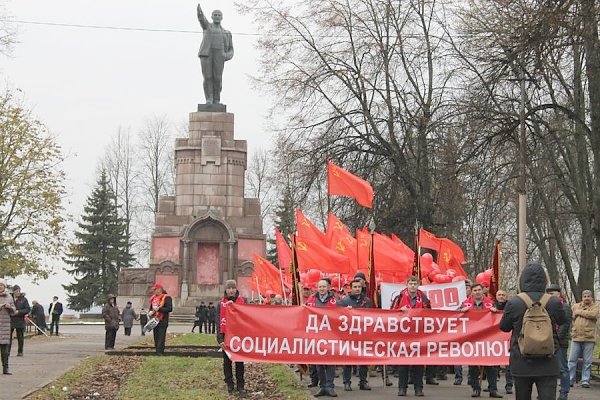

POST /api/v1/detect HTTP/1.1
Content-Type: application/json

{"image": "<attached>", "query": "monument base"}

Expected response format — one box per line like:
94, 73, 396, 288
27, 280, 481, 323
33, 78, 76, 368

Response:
198, 103, 227, 112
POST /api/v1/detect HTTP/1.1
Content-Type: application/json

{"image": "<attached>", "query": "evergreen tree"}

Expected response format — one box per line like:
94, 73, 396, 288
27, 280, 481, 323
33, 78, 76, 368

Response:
63, 170, 134, 311
266, 187, 295, 265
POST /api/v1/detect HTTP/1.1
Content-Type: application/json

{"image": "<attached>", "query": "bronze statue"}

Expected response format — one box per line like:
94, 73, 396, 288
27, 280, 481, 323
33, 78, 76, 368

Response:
197, 3, 234, 105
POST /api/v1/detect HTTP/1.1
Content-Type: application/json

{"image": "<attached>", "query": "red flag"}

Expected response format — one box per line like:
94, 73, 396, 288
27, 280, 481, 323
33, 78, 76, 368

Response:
275, 228, 292, 273
356, 228, 412, 276
290, 235, 303, 306
437, 238, 468, 277
489, 240, 501, 297
327, 161, 374, 208
368, 231, 378, 308
418, 228, 442, 252
252, 254, 290, 296
296, 209, 327, 246
326, 213, 358, 272
295, 236, 353, 275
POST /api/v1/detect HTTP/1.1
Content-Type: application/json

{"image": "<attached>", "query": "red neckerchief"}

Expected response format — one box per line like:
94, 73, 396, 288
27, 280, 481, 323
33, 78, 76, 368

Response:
305, 293, 337, 307
392, 288, 425, 310
219, 295, 245, 333
462, 295, 494, 310
150, 294, 166, 321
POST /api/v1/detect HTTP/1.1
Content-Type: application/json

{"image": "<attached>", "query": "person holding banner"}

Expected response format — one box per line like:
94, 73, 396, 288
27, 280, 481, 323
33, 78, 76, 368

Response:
217, 280, 246, 394
391, 275, 430, 397
306, 277, 338, 397
460, 282, 502, 398
339, 279, 372, 392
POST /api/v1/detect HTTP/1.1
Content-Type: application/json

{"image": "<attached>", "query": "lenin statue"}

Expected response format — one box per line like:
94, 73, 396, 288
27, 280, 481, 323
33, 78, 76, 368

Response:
197, 3, 234, 105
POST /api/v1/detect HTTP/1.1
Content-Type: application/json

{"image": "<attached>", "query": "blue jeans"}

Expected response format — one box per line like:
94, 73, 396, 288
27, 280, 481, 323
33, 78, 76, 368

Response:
557, 347, 569, 397
343, 365, 367, 385
317, 365, 335, 389
568, 341, 595, 385
454, 365, 463, 383
505, 365, 513, 391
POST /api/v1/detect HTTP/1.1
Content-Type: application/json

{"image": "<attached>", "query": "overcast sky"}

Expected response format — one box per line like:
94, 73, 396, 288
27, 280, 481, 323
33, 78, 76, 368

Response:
1, 0, 273, 311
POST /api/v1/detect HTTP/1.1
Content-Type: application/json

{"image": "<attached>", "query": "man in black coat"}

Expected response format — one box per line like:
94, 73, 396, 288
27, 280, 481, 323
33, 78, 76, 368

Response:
499, 262, 566, 400
339, 279, 373, 392
48, 296, 63, 336
10, 285, 30, 356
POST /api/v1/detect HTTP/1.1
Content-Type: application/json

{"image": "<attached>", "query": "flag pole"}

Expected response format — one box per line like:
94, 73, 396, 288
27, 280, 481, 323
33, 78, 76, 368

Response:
279, 266, 288, 304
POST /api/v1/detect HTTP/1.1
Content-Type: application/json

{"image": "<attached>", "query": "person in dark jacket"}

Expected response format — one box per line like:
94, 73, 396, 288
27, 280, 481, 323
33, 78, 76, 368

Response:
48, 296, 63, 336
339, 279, 373, 392
149, 283, 173, 355
499, 262, 566, 400
101, 294, 120, 350
9, 285, 30, 357
545, 283, 571, 400
207, 302, 216, 334
138, 307, 148, 336
121, 301, 137, 336
217, 279, 245, 394
495, 289, 513, 394
30, 300, 47, 335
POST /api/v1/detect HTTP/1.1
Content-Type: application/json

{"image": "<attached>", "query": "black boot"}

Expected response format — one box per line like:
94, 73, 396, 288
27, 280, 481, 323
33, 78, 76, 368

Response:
1, 345, 10, 375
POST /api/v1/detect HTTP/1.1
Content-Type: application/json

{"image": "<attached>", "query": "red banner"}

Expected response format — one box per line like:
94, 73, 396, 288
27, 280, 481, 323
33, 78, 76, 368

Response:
226, 304, 509, 366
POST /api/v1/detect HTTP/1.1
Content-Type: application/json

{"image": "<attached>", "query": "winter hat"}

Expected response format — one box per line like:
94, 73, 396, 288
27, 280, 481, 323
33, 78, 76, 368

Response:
546, 283, 561, 293
582, 289, 593, 297
225, 279, 237, 289
151, 283, 164, 291
354, 272, 366, 280
0, 279, 6, 286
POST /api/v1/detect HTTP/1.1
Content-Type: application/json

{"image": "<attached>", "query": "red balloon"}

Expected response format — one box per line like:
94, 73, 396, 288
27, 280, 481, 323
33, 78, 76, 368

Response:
421, 263, 433, 278
452, 275, 466, 282
438, 274, 452, 283
446, 268, 456, 278
421, 253, 434, 267
331, 275, 340, 288
307, 269, 322, 283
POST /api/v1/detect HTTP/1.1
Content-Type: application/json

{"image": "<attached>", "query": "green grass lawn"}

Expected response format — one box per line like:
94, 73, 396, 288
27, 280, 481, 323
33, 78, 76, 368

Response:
28, 333, 311, 400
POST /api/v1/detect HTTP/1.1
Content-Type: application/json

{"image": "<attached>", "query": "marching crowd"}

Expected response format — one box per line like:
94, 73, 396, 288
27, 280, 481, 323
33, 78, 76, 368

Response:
215, 262, 598, 400
0, 262, 597, 400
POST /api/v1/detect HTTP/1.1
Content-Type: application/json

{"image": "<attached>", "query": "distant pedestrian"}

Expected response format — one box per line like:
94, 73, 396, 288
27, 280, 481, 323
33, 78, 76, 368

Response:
0, 279, 16, 375
102, 294, 120, 350
30, 300, 47, 334
567, 289, 599, 389
139, 308, 148, 336
149, 283, 173, 355
9, 285, 30, 357
48, 296, 63, 336
121, 301, 137, 336
207, 302, 216, 333
499, 262, 566, 400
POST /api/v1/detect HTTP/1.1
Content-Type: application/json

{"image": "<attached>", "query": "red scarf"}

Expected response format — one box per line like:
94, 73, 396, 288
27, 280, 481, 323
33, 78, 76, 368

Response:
392, 288, 426, 310
219, 296, 245, 333
150, 294, 166, 321
462, 295, 494, 310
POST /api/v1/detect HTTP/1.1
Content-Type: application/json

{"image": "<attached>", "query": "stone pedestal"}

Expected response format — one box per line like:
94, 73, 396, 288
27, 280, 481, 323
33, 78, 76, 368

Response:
118, 110, 265, 313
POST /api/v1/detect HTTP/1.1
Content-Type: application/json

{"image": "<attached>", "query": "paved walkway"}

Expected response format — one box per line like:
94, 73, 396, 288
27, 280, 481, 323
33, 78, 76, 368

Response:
2, 324, 598, 399
2, 323, 191, 400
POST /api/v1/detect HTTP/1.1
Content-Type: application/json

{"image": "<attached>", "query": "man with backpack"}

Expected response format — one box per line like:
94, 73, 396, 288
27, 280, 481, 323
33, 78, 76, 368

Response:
499, 262, 566, 400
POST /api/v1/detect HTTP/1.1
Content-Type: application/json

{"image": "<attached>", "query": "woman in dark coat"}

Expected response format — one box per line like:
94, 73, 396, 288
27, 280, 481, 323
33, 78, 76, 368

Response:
101, 294, 120, 350
30, 300, 47, 334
